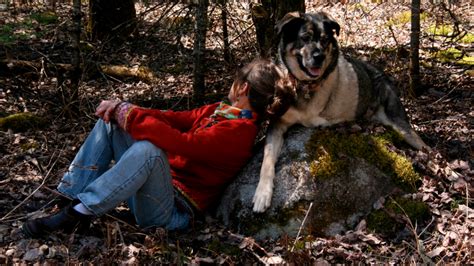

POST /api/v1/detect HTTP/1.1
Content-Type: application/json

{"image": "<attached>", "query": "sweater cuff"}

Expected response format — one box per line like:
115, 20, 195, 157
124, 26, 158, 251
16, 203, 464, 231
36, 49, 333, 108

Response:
114, 102, 136, 130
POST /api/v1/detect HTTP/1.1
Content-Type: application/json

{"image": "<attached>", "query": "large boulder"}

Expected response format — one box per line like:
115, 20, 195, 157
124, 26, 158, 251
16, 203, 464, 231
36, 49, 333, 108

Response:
216, 125, 420, 239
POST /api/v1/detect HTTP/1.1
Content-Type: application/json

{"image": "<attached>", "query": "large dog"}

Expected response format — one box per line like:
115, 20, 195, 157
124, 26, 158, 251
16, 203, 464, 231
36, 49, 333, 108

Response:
252, 11, 429, 213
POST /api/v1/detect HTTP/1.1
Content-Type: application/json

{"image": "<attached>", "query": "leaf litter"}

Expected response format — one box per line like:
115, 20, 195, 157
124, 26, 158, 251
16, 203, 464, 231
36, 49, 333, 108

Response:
0, 1, 472, 264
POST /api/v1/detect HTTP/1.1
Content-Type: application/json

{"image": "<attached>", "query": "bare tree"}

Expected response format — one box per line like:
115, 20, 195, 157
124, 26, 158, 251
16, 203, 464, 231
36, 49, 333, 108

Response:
63, 0, 81, 115
192, 0, 209, 103
410, 0, 421, 97
251, 0, 305, 58
220, 0, 231, 63
88, 0, 137, 42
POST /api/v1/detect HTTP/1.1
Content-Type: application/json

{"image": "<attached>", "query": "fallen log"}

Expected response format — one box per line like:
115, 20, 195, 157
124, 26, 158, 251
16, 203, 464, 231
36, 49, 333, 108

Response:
0, 59, 157, 82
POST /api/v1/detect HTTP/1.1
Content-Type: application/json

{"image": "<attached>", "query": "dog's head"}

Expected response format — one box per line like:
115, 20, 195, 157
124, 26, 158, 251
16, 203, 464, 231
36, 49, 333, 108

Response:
276, 12, 340, 82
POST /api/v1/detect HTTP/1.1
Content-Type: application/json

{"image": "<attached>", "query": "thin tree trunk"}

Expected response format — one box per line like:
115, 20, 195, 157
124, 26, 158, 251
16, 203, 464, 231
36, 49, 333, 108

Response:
252, 0, 305, 58
88, 0, 136, 42
68, 0, 81, 112
221, 0, 231, 63
410, 0, 421, 97
192, 0, 209, 103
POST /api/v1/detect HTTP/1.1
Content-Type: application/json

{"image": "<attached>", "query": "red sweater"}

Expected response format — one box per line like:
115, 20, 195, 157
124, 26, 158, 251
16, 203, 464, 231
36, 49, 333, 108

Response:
115, 102, 258, 211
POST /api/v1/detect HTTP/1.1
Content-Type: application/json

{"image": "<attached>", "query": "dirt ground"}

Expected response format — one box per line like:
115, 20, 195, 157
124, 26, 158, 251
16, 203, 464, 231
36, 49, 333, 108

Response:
0, 1, 472, 264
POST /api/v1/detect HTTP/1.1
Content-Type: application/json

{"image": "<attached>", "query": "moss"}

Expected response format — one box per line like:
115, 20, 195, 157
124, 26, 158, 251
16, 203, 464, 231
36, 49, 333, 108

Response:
234, 201, 308, 236
386, 11, 428, 27
427, 24, 474, 44
460, 33, 474, 44
20, 140, 40, 151
30, 11, 58, 25
432, 47, 474, 65
0, 24, 15, 44
0, 113, 46, 132
305, 126, 420, 191
367, 197, 430, 237
0, 17, 44, 45
427, 24, 452, 36
366, 209, 399, 236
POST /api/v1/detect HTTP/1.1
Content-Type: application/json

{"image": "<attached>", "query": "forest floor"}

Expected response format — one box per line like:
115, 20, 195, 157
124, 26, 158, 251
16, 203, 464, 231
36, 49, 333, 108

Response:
0, 1, 472, 264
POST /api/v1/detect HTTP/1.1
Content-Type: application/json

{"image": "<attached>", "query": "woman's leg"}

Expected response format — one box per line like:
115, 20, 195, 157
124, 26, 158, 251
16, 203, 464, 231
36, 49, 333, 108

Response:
76, 140, 189, 230
58, 119, 135, 198
24, 122, 188, 237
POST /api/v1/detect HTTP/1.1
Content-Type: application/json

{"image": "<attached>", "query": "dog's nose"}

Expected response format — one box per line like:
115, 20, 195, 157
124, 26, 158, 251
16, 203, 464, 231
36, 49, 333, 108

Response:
312, 53, 325, 64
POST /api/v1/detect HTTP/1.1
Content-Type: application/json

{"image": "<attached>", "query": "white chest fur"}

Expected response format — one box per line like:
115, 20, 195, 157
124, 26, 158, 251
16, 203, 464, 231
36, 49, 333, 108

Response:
281, 56, 360, 128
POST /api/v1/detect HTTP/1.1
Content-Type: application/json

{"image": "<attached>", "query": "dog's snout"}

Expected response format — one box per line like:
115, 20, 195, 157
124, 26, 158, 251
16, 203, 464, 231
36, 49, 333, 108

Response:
312, 53, 325, 64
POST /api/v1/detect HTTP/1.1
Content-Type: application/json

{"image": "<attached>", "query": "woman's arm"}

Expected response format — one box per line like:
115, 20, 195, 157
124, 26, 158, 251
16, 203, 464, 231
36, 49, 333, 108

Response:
118, 105, 257, 164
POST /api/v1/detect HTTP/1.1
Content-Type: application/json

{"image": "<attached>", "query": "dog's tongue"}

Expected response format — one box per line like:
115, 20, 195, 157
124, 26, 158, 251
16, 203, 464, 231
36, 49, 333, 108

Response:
308, 67, 321, 77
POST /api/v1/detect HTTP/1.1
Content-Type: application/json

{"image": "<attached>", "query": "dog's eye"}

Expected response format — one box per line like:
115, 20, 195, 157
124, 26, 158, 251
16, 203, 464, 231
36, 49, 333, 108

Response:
300, 33, 312, 42
320, 36, 329, 46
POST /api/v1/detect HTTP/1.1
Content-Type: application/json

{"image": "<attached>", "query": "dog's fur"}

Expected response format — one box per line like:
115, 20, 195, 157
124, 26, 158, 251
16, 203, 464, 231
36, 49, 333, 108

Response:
252, 12, 429, 213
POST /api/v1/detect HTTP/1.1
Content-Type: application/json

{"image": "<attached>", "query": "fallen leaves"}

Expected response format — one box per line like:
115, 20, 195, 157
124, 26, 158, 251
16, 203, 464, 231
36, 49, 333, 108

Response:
0, 1, 473, 265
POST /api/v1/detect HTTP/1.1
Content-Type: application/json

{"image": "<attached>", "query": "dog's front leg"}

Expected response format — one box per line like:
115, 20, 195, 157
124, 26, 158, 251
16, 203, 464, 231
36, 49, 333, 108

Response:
252, 121, 291, 212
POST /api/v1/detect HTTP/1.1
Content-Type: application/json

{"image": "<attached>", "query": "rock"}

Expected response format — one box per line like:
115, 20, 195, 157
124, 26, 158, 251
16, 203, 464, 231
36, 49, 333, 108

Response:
216, 125, 417, 239
23, 247, 44, 261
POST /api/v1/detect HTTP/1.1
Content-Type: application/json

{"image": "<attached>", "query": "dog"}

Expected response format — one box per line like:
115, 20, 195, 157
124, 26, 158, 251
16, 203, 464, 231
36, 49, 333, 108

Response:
252, 11, 429, 213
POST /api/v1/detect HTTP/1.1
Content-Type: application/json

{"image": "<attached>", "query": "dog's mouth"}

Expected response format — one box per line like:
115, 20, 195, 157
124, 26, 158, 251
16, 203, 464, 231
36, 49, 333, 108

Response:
307, 67, 321, 77
296, 54, 322, 78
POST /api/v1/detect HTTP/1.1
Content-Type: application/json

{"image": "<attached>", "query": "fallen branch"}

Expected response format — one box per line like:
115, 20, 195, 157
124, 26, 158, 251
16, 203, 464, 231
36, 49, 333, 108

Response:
100, 64, 157, 82
1, 59, 157, 83
291, 201, 313, 252
0, 59, 73, 74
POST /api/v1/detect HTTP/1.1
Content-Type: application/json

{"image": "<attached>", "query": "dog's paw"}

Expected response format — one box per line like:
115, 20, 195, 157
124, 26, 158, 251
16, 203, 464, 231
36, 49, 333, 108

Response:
252, 183, 273, 213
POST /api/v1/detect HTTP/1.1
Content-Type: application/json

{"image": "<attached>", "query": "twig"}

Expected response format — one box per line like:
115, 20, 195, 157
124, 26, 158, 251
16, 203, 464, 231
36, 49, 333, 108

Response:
228, 232, 270, 256
290, 202, 313, 252
391, 198, 434, 265
432, 85, 458, 104
0, 151, 60, 221
454, 182, 470, 263
387, 24, 400, 47
115, 221, 125, 245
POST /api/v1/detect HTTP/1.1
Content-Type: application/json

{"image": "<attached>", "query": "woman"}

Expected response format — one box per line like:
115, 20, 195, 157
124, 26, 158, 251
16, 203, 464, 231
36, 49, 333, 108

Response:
22, 59, 294, 237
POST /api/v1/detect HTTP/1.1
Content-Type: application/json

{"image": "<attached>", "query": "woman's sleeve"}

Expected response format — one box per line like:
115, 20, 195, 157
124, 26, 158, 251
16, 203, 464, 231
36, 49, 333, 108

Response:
115, 102, 217, 132
124, 107, 257, 163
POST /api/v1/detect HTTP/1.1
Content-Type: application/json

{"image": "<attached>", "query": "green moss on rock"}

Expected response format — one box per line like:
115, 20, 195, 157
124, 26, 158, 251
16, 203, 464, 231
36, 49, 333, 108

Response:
305, 127, 420, 191
0, 112, 46, 132
232, 201, 308, 237
367, 197, 430, 237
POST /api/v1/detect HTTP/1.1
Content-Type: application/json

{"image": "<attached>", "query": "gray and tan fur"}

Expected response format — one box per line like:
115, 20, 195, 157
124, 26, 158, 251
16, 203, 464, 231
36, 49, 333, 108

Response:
252, 11, 429, 213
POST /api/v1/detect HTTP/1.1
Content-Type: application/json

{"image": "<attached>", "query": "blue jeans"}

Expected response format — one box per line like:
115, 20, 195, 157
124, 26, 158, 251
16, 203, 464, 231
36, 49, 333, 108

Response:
57, 119, 190, 230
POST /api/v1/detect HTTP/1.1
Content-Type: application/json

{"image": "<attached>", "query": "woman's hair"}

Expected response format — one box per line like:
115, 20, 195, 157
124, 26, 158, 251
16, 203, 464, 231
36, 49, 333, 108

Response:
234, 58, 295, 122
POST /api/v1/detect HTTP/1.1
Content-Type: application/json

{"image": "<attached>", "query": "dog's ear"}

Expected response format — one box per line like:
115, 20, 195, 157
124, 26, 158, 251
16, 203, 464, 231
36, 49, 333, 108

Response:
324, 19, 340, 37
275, 12, 306, 37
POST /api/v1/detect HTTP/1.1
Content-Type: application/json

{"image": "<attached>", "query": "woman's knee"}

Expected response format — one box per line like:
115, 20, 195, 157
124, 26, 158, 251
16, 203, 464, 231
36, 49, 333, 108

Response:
131, 141, 164, 159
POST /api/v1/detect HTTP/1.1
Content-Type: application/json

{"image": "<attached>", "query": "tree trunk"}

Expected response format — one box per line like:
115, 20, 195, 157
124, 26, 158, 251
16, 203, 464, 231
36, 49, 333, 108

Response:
252, 0, 305, 58
410, 0, 422, 97
192, 0, 209, 103
63, 0, 81, 116
273, 0, 305, 24
88, 0, 136, 42
221, 0, 231, 63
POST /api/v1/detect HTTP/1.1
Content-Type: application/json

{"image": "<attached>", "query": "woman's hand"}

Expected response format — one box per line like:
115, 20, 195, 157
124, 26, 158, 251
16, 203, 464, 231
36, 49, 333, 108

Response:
95, 99, 121, 123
